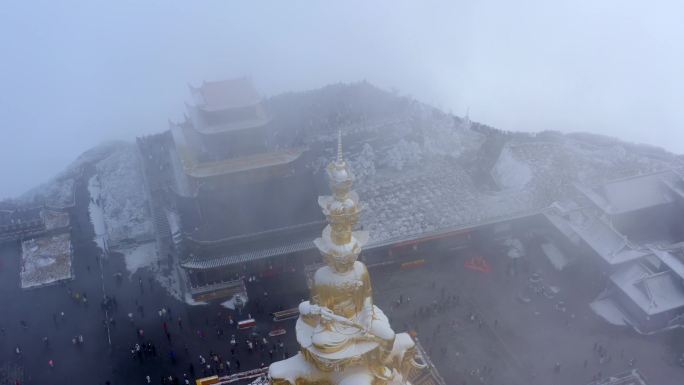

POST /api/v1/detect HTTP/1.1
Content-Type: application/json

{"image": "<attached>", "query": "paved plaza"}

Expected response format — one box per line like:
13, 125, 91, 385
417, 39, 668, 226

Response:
0, 171, 305, 385
371, 243, 684, 385
1, 169, 683, 385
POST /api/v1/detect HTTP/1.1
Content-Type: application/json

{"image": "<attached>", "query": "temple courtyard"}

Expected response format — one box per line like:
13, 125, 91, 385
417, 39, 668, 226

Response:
371, 243, 684, 385
0, 170, 682, 384
2, 226, 683, 385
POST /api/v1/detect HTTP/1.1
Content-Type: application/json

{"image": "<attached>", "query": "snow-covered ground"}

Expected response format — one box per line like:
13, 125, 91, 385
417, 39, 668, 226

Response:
72, 144, 179, 301
154, 264, 186, 304
20, 233, 72, 289
20, 140, 153, 251
88, 175, 107, 252
165, 209, 182, 245
94, 143, 153, 245
81, 144, 182, 302
121, 241, 158, 276
119, 241, 189, 304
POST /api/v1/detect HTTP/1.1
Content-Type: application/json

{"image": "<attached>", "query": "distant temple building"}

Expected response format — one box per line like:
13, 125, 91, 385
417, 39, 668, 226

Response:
162, 78, 323, 301
137, 78, 519, 303
0, 201, 73, 289
169, 77, 300, 194
545, 169, 684, 333
141, 78, 684, 335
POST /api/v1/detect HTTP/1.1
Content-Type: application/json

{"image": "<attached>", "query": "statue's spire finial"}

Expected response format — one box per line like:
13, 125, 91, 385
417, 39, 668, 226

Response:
336, 128, 343, 164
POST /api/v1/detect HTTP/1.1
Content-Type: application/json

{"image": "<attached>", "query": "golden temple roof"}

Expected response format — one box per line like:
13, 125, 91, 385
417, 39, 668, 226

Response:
183, 148, 304, 178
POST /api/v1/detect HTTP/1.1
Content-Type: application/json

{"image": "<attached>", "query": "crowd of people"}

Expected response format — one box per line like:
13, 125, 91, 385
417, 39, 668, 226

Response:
1, 254, 302, 385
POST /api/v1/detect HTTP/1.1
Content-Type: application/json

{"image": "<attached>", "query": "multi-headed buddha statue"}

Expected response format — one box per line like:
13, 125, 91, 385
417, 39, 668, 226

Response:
268, 133, 424, 385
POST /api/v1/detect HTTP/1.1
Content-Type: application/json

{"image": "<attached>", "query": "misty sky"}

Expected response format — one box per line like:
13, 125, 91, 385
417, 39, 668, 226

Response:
1, 1, 683, 199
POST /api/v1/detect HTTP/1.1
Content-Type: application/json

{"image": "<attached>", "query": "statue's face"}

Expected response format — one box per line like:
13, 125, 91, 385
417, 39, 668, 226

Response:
333, 258, 353, 273
326, 252, 356, 273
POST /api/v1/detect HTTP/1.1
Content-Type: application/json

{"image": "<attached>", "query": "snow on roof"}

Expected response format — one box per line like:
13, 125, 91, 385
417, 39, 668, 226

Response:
182, 238, 315, 270
649, 247, 684, 280
543, 209, 582, 244
610, 263, 684, 315
540, 242, 571, 270
548, 200, 582, 215
20, 232, 73, 289
581, 170, 681, 215
167, 99, 680, 271
574, 184, 612, 212
190, 77, 260, 111
358, 160, 537, 245
590, 296, 628, 326
587, 369, 649, 385
660, 173, 684, 200
182, 158, 544, 269
491, 145, 533, 190
546, 209, 649, 265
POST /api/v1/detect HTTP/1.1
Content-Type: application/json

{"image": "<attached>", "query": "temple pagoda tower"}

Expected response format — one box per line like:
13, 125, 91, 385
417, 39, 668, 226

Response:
169, 77, 305, 196
268, 131, 426, 385
168, 78, 321, 299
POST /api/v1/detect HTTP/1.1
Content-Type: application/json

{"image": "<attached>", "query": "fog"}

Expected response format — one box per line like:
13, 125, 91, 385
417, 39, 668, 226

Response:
1, 0, 683, 199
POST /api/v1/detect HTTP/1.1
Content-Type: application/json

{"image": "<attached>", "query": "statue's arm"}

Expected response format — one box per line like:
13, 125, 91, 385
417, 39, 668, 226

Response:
360, 267, 374, 331
299, 299, 322, 326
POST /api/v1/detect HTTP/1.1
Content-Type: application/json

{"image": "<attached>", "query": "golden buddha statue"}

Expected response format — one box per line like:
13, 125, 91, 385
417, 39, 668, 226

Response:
268, 131, 424, 385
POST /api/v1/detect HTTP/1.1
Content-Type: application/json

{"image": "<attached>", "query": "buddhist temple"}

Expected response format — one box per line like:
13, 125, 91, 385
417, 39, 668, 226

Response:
165, 78, 323, 301
170, 77, 303, 192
